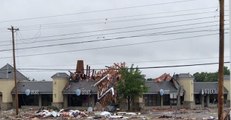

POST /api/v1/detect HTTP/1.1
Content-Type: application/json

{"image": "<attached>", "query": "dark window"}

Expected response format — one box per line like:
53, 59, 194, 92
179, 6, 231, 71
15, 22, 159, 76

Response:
194, 94, 201, 105
163, 95, 170, 105
68, 95, 90, 107
42, 94, 52, 106
144, 94, 161, 106
19, 94, 39, 106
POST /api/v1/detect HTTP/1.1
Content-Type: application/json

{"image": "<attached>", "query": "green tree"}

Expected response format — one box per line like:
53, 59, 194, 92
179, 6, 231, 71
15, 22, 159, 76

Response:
117, 65, 147, 111
224, 66, 230, 75
193, 66, 230, 82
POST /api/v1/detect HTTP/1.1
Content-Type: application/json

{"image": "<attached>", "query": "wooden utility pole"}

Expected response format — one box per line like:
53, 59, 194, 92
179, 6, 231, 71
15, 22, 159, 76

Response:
8, 26, 19, 115
218, 0, 224, 119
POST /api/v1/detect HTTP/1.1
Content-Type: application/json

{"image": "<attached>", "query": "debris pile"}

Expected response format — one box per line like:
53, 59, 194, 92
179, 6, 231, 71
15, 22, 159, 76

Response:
93, 62, 125, 107
68, 60, 125, 109
32, 107, 88, 119
0, 107, 224, 120
69, 60, 94, 81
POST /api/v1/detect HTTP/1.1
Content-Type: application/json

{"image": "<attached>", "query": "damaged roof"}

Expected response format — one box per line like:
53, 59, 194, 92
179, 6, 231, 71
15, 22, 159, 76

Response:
144, 81, 178, 94
63, 80, 98, 94
0, 64, 29, 81
194, 82, 228, 94
12, 81, 52, 94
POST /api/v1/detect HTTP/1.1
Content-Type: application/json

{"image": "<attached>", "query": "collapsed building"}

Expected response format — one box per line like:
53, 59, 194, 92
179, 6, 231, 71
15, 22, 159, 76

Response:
0, 61, 230, 111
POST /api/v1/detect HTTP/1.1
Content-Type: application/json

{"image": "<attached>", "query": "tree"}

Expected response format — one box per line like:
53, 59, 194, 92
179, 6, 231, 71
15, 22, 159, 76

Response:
193, 66, 230, 82
117, 65, 147, 111
224, 66, 230, 75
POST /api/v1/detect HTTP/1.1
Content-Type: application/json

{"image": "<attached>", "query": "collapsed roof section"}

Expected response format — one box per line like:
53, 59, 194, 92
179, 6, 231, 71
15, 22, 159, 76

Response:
63, 80, 97, 95
67, 60, 125, 107
149, 73, 184, 96
154, 73, 172, 83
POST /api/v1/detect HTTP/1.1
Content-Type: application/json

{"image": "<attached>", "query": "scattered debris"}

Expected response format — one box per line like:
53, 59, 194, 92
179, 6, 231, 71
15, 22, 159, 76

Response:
0, 107, 225, 120
99, 111, 111, 118
33, 108, 88, 119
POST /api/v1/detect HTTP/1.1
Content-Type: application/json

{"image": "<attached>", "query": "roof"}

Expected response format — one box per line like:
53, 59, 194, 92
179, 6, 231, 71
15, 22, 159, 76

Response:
0, 64, 29, 81
194, 82, 228, 94
176, 73, 194, 78
51, 72, 69, 79
144, 81, 178, 94
172, 73, 194, 81
12, 81, 52, 94
63, 80, 98, 94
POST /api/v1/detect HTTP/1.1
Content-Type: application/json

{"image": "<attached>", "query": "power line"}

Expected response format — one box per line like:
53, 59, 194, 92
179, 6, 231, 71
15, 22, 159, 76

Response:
0, 7, 221, 33
0, 21, 222, 47
1, 14, 225, 44
138, 61, 230, 69
17, 9, 219, 30
89, 56, 230, 66
0, 28, 227, 52
0, 0, 199, 23
0, 32, 227, 59
16, 61, 230, 71
17, 56, 229, 67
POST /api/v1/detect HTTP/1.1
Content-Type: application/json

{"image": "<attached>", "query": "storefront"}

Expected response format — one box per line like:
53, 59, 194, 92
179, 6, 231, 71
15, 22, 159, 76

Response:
63, 80, 98, 108
143, 81, 183, 107
12, 81, 52, 108
194, 82, 228, 107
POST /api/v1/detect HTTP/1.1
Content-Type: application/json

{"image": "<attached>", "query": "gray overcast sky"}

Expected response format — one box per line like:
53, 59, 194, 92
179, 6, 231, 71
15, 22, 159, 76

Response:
0, 0, 230, 80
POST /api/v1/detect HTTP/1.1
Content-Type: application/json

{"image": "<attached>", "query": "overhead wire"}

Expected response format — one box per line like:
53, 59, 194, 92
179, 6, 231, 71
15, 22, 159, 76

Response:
0, 26, 228, 52
23, 24, 223, 45
17, 9, 220, 30
16, 7, 220, 29
0, 14, 226, 44
16, 61, 230, 71
0, 0, 199, 23
0, 32, 228, 59
0, 20, 224, 47
15, 56, 229, 67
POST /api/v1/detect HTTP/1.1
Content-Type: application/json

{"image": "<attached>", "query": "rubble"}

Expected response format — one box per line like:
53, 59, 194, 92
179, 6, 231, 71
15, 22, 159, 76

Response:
93, 62, 125, 107
68, 60, 125, 109
32, 108, 88, 119
99, 111, 111, 117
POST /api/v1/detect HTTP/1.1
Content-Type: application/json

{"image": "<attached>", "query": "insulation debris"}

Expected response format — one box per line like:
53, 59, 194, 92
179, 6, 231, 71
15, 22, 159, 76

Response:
33, 108, 88, 118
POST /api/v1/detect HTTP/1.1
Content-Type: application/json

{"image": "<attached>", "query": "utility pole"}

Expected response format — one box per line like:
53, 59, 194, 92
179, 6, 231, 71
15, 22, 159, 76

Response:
218, 0, 224, 119
8, 26, 19, 115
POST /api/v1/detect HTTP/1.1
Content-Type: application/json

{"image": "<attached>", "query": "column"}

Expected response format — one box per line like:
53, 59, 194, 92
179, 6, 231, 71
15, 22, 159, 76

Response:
39, 95, 42, 107
160, 95, 163, 107
206, 95, 210, 107
63, 95, 68, 108
201, 95, 204, 108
